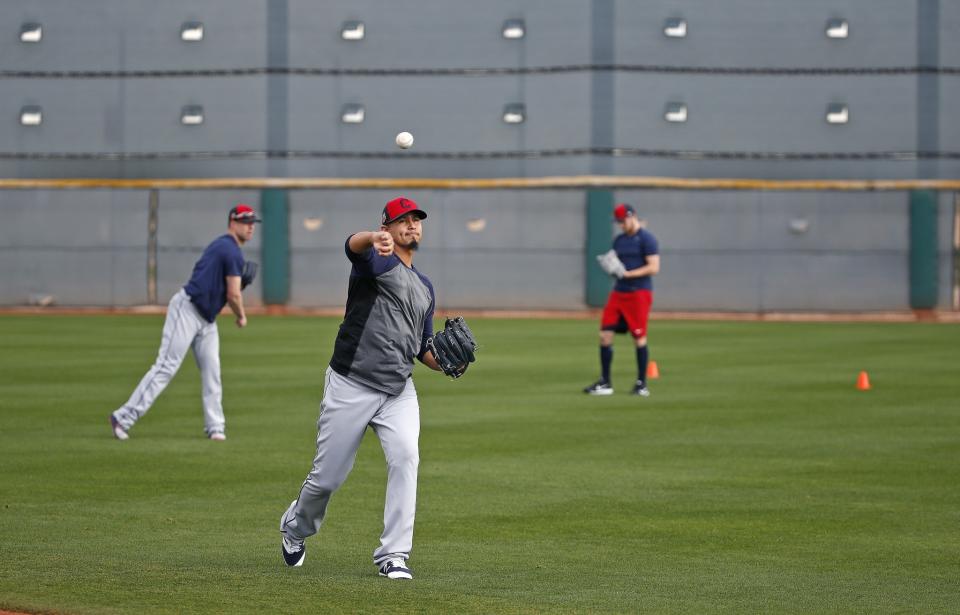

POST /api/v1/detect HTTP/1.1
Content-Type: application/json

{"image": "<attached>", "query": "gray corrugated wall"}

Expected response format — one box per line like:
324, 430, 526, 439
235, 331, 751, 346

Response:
0, 188, 953, 311
0, 0, 958, 179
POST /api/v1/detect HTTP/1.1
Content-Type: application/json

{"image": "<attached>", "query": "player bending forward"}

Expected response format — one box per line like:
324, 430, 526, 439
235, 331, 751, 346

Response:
110, 204, 260, 441
278, 197, 478, 580
585, 203, 660, 396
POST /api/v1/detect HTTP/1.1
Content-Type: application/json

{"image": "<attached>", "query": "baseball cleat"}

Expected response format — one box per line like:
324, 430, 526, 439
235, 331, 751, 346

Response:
110, 415, 129, 440
378, 558, 413, 580
281, 533, 305, 567
583, 380, 614, 395
208, 431, 226, 441
631, 381, 651, 397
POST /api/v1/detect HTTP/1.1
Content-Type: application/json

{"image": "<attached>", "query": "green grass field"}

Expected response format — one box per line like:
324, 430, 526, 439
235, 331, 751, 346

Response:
1, 315, 958, 614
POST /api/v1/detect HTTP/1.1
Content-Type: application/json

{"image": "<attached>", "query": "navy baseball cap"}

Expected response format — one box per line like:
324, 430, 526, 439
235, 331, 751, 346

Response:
382, 197, 427, 225
229, 203, 262, 223
613, 203, 636, 221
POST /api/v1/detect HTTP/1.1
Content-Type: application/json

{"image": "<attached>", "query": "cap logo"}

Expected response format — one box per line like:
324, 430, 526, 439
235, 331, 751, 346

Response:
229, 203, 261, 223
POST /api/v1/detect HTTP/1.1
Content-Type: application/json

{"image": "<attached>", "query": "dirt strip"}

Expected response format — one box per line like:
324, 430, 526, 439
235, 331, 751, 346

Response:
1, 305, 958, 323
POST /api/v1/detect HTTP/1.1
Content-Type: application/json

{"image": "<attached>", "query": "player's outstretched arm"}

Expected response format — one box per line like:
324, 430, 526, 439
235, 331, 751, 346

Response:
348, 231, 394, 256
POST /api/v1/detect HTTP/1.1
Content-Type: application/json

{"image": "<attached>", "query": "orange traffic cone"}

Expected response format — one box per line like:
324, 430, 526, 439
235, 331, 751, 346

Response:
647, 361, 660, 379
856, 371, 871, 391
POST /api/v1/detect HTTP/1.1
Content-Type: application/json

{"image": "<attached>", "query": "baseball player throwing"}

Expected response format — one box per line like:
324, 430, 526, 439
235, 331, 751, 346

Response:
278, 197, 478, 580
109, 204, 260, 441
585, 203, 660, 396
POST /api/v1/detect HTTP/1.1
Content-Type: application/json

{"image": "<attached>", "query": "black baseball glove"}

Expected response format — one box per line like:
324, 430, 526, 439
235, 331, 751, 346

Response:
241, 261, 258, 290
426, 316, 479, 378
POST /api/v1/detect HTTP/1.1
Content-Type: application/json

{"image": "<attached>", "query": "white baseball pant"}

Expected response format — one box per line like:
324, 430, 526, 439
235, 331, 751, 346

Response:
112, 288, 225, 436
280, 366, 420, 566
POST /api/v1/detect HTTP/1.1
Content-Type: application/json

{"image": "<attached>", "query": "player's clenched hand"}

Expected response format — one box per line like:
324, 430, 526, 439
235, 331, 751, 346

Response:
372, 231, 394, 256
236, 315, 247, 328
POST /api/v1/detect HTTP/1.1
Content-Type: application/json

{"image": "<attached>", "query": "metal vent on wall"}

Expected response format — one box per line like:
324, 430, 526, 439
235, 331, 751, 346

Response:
181, 22, 204, 41
502, 19, 525, 39
341, 104, 365, 123
826, 103, 849, 124
663, 18, 687, 38
664, 102, 688, 123
20, 23, 42, 43
825, 18, 849, 39
180, 105, 204, 125
341, 21, 365, 40
20, 106, 43, 126
502, 103, 525, 124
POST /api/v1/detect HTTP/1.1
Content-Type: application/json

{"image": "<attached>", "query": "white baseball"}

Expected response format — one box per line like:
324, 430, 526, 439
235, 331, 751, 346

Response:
395, 131, 414, 149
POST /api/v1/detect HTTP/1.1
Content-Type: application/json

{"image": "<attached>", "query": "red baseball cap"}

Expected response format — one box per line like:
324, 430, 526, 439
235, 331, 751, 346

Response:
613, 203, 636, 221
229, 203, 262, 223
381, 197, 427, 225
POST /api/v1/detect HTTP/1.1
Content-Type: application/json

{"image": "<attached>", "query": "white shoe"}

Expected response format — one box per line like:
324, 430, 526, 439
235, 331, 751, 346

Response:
583, 380, 614, 395
378, 558, 413, 580
631, 381, 651, 397
208, 431, 226, 441
110, 415, 129, 440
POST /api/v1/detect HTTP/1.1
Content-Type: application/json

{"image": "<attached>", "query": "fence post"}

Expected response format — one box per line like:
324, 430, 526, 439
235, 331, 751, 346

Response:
909, 190, 939, 310
147, 189, 159, 304
585, 190, 614, 307
260, 188, 290, 306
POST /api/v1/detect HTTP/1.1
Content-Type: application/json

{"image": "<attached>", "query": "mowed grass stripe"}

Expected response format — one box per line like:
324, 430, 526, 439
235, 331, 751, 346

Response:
0, 315, 957, 614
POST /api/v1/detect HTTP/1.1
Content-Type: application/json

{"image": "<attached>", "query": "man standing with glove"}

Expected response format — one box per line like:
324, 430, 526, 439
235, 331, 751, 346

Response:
278, 197, 477, 580
109, 203, 260, 441
585, 203, 660, 396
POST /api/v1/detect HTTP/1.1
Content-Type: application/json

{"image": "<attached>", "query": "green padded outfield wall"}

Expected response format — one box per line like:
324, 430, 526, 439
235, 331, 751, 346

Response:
908, 190, 939, 309
585, 190, 615, 307
260, 189, 290, 305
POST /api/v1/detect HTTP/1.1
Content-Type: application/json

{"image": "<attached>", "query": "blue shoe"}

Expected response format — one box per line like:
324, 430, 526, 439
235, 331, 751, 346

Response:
378, 558, 413, 580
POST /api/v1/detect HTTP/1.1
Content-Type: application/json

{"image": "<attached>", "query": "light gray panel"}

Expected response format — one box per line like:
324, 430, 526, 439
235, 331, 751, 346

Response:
427, 190, 582, 250
123, 78, 267, 152
287, 0, 591, 69
759, 253, 908, 311
286, 74, 591, 152
606, 156, 956, 182
651, 252, 761, 311
0, 189, 150, 305
939, 79, 960, 152
0, 0, 266, 71
939, 2, 960, 65
0, 249, 146, 306
419, 251, 583, 310
288, 251, 351, 307
613, 74, 916, 152
0, 80, 123, 153
754, 192, 907, 251
0, 78, 267, 155
0, 189, 147, 249
114, 0, 267, 71
614, 0, 917, 68
617, 190, 763, 250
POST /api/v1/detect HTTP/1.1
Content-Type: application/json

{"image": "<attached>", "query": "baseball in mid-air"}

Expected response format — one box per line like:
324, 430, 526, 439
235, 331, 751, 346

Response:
395, 131, 414, 149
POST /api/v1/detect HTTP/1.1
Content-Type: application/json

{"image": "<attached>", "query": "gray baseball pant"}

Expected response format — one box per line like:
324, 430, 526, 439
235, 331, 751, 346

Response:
281, 366, 420, 566
112, 288, 225, 435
